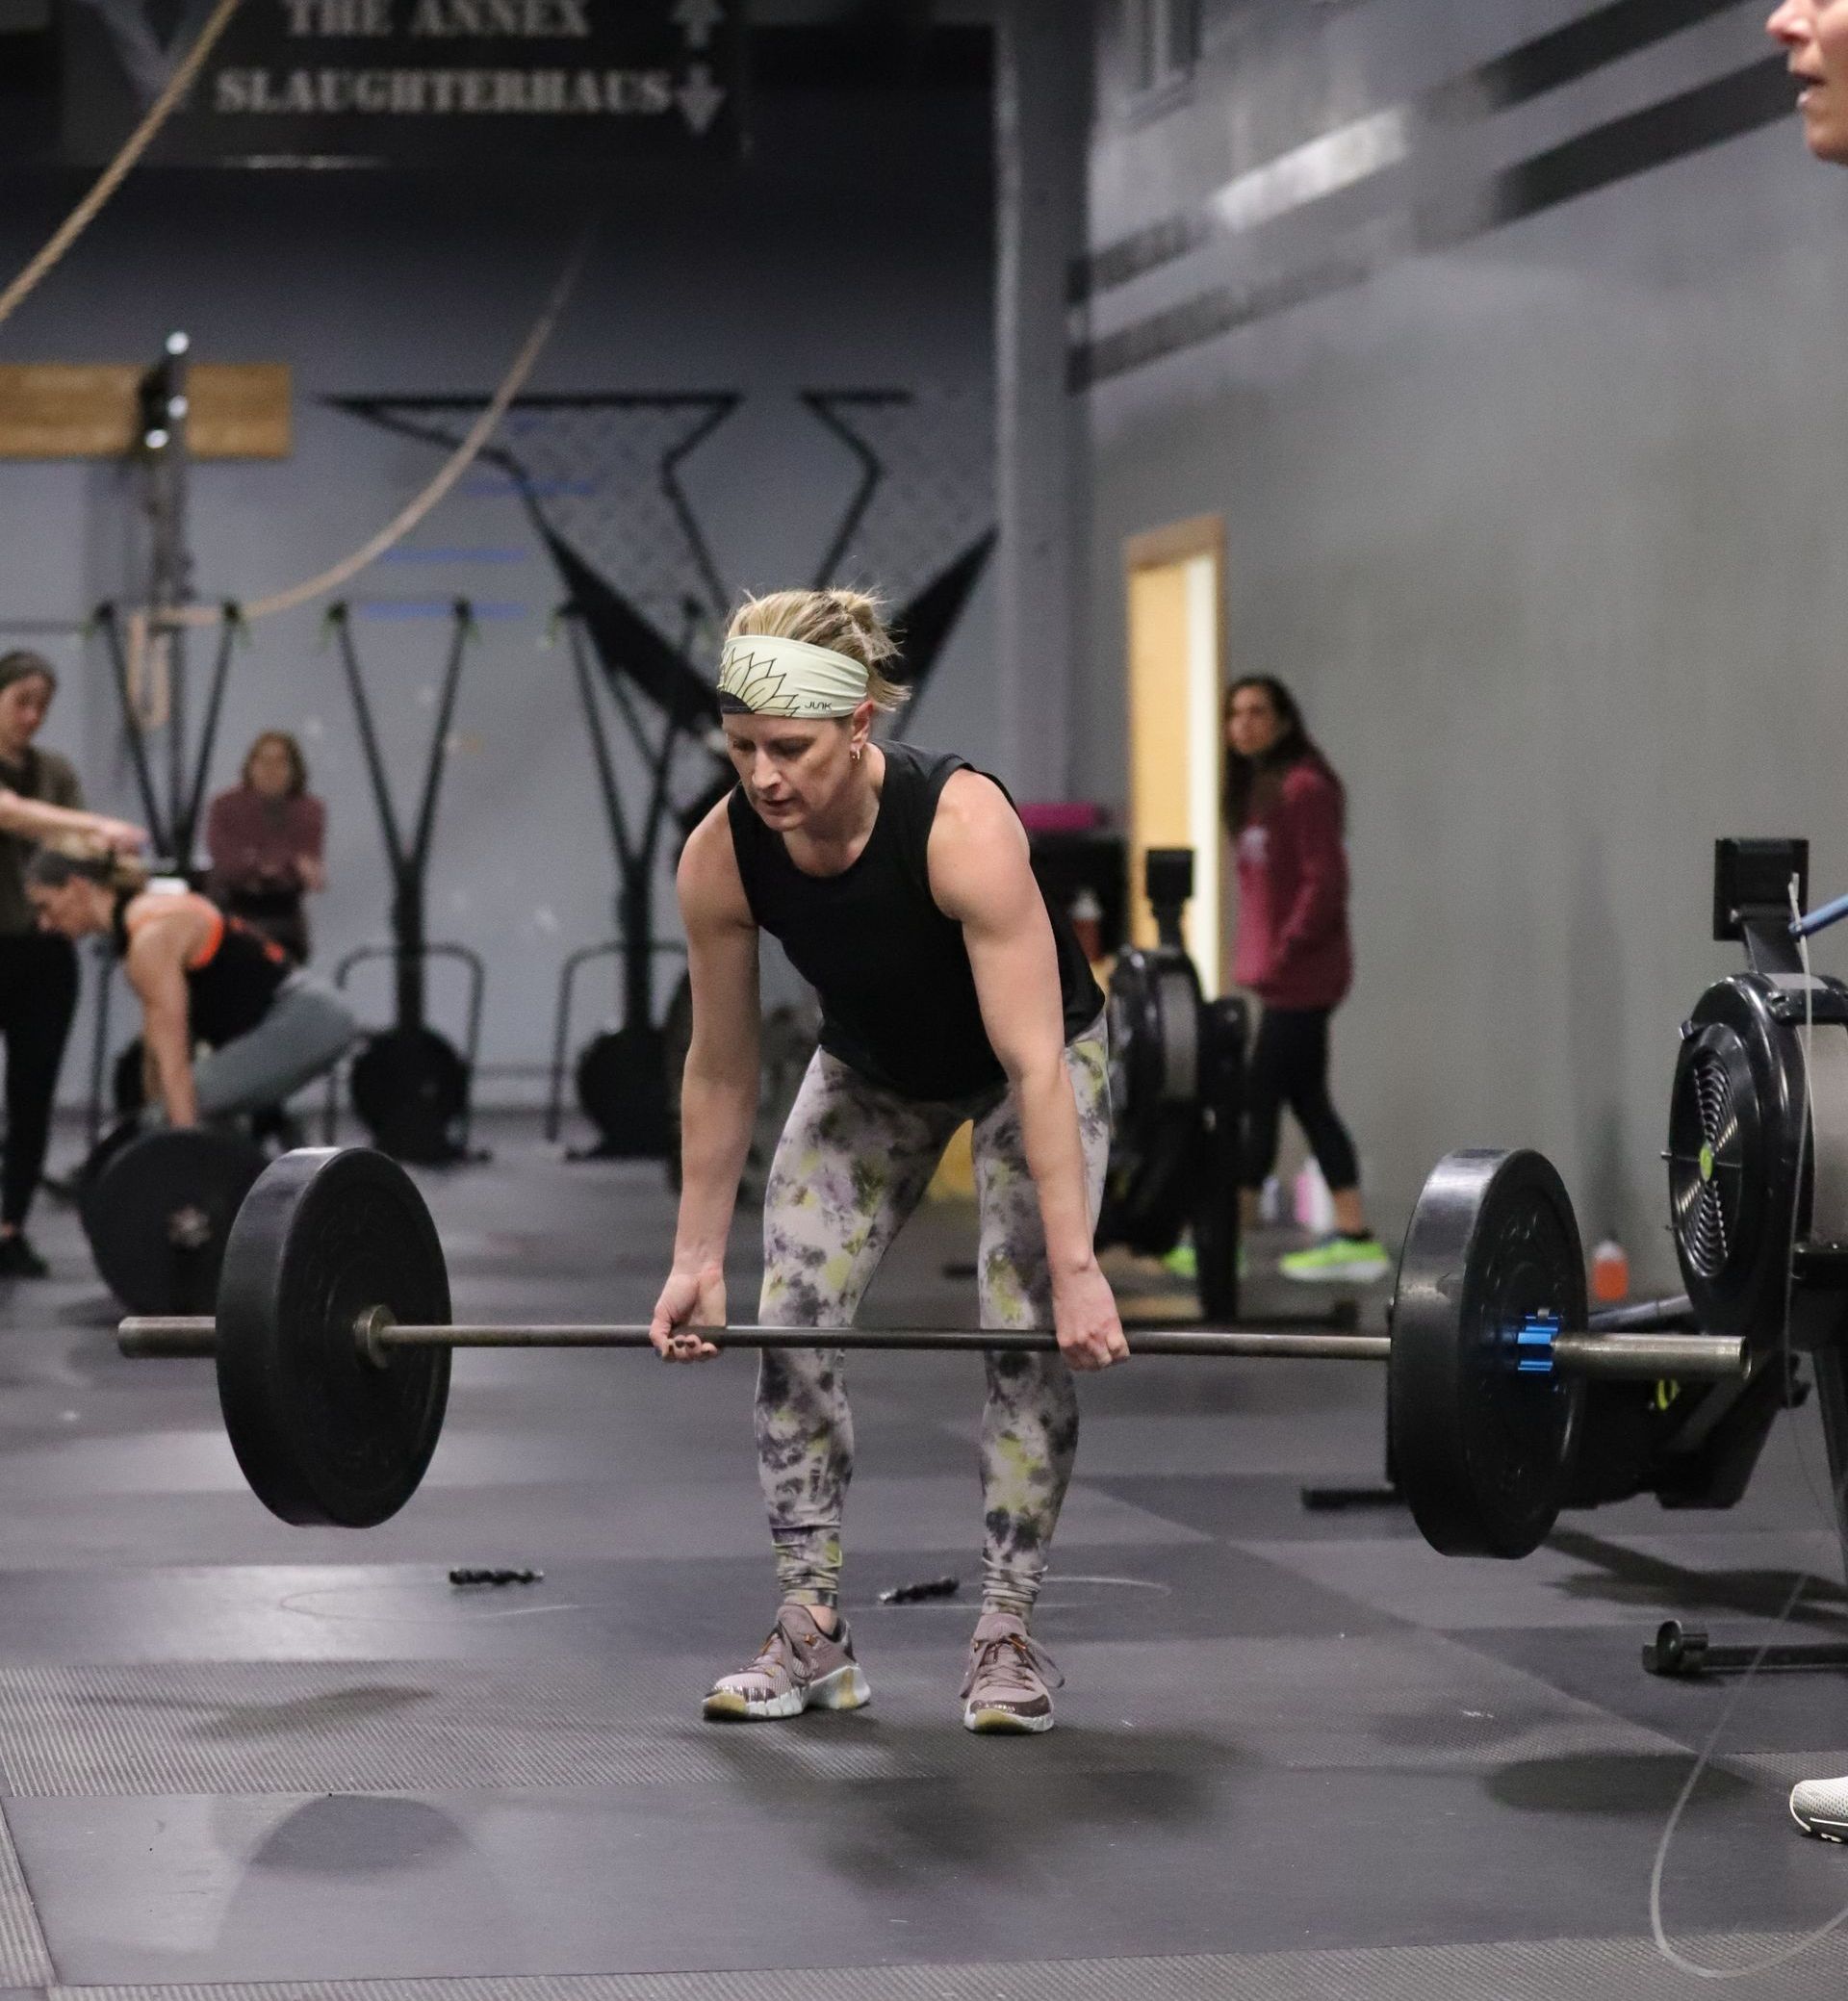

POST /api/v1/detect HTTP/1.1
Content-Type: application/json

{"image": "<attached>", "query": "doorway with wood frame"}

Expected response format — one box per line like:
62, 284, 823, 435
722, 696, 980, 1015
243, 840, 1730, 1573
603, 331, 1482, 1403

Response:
1124, 514, 1224, 989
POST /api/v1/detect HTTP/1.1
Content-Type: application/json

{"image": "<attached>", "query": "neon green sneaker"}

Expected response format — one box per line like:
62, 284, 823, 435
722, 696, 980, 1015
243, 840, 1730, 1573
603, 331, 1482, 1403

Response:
1162, 1241, 1250, 1282
1280, 1235, 1392, 1286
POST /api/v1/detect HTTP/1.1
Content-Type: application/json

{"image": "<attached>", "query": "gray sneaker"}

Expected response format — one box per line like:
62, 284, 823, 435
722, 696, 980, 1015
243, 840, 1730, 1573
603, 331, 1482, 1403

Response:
703, 1604, 870, 1722
1790, 1773, 1848, 1841
961, 1610, 1063, 1734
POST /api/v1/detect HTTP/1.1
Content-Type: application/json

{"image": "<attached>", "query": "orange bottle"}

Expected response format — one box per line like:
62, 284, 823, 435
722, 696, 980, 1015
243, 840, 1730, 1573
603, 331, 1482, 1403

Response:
1591, 1238, 1630, 1305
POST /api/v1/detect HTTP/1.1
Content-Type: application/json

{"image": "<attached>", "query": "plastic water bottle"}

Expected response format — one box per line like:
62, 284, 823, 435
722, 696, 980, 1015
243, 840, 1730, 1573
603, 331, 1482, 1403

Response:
1591, 1238, 1630, 1305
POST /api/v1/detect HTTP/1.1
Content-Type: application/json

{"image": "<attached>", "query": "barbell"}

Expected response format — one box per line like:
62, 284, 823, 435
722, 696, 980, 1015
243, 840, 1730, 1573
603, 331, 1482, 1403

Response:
114, 1144, 1750, 1559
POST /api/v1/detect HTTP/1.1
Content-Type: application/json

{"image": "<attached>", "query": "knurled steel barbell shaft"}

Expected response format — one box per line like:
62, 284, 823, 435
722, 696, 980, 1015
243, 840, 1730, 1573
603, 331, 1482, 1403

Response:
116, 1315, 1749, 1379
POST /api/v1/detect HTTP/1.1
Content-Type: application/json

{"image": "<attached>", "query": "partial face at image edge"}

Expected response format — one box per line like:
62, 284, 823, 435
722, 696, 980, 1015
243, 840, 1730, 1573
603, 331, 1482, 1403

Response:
1769, 0, 1848, 166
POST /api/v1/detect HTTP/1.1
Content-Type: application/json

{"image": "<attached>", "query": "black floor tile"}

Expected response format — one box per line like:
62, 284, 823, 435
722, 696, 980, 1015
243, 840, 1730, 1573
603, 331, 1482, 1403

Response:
1088, 1470, 1422, 1542
11, 1753, 1840, 1988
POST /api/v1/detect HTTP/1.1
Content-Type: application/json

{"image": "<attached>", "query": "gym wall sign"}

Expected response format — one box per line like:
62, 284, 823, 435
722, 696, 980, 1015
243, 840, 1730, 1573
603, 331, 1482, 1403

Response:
61, 0, 743, 168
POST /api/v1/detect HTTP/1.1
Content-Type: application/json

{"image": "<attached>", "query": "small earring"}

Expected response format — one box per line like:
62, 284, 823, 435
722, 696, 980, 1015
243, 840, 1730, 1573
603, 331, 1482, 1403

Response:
852, 746, 862, 763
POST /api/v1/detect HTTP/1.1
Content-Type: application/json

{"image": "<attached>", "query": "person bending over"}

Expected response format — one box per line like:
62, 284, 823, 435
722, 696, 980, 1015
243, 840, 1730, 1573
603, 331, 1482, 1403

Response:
651, 587, 1123, 1736
1766, 0, 1848, 1847
26, 849, 356, 1131
1223, 675, 1389, 1286
206, 731, 326, 964
0, 652, 146, 1276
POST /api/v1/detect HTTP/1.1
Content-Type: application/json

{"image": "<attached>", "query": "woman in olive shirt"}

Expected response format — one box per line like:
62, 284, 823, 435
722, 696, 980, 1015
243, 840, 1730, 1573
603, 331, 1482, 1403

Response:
0, 652, 144, 1276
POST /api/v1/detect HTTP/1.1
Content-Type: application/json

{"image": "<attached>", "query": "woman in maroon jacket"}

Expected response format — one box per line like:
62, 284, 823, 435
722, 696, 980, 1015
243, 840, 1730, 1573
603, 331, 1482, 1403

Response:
205, 732, 326, 964
1224, 677, 1387, 1284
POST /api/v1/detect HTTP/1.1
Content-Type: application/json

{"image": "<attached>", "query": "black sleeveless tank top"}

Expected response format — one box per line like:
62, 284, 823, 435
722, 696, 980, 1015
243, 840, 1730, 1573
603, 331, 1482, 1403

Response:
116, 893, 292, 1048
728, 743, 1103, 1101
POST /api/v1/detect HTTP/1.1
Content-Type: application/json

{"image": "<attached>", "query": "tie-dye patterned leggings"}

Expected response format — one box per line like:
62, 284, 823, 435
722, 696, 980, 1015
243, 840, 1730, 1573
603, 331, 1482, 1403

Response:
754, 1017, 1111, 1619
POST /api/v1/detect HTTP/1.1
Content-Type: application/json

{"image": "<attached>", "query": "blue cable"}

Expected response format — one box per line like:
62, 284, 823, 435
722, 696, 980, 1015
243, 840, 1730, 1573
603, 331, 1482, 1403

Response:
1791, 889, 1848, 940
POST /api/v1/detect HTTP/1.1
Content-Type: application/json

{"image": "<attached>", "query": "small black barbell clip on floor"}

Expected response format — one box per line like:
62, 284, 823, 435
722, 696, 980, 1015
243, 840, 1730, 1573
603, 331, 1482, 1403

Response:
449, 1568, 544, 1588
878, 1576, 962, 1605
1642, 1617, 1848, 1680
117, 1146, 1751, 1557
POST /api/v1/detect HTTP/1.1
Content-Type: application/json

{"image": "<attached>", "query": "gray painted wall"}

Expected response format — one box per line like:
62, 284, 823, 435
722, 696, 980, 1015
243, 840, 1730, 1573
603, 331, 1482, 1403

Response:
0, 81, 996, 1112
1079, 0, 1836, 1279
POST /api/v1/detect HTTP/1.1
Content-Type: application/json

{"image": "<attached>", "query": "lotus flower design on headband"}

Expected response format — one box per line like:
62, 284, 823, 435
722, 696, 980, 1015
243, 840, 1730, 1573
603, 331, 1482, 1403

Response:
716, 635, 869, 718
716, 649, 791, 714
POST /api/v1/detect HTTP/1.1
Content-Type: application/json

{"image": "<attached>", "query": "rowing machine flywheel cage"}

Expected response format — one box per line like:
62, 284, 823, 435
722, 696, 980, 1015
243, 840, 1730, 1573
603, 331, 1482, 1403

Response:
1100, 943, 1203, 1253
1667, 972, 1848, 1339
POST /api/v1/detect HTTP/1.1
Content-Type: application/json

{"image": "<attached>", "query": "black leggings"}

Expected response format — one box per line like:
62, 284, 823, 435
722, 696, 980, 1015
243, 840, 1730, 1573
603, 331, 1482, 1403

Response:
1241, 1005, 1361, 1195
0, 932, 78, 1229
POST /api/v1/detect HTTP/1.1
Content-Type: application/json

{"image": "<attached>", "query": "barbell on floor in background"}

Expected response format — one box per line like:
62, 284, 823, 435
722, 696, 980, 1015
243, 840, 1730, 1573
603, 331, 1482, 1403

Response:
81, 1125, 268, 1316
113, 1145, 1748, 1558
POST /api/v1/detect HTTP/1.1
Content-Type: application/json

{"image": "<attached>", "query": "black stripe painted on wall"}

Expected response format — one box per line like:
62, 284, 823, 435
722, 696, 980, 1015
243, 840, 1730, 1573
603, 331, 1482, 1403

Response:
1074, 55, 1792, 391
1482, 49, 1789, 221
1072, 243, 1406, 393
1436, 0, 1748, 119
1076, 0, 1757, 304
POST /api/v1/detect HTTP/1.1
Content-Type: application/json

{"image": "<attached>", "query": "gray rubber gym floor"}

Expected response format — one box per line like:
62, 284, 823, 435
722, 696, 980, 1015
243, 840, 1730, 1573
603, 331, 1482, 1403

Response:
3, 1117, 1848, 1999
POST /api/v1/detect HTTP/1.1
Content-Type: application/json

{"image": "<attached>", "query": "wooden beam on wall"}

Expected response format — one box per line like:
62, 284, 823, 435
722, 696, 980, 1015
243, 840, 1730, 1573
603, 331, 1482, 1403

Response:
0, 363, 292, 459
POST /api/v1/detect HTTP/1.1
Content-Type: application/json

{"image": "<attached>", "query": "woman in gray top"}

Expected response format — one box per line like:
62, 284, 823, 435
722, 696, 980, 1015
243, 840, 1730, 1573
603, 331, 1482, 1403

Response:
0, 652, 144, 1276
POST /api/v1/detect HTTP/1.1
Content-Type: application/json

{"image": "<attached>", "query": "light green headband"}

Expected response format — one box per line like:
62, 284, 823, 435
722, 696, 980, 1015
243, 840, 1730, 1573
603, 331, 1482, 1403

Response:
717, 634, 868, 718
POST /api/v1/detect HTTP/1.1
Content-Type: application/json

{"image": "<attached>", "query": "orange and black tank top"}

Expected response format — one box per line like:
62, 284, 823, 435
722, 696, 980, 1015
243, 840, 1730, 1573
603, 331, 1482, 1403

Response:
115, 892, 291, 1048
727, 742, 1103, 1102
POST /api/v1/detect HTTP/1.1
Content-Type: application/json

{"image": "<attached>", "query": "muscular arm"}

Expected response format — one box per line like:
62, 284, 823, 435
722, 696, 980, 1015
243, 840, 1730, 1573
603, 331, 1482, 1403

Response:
124, 913, 199, 1128
0, 791, 144, 853
930, 772, 1125, 1369
650, 801, 760, 1358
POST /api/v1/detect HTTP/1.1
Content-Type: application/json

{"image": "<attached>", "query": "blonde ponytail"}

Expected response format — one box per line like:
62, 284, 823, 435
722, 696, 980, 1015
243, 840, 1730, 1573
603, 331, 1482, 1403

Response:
25, 839, 147, 896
